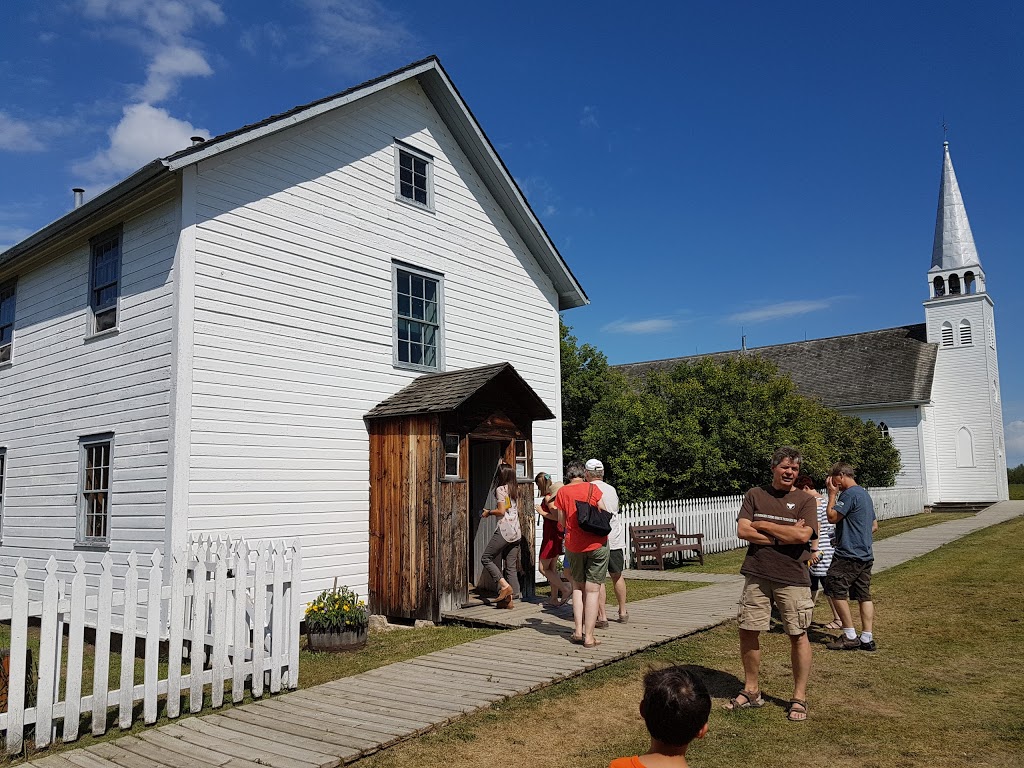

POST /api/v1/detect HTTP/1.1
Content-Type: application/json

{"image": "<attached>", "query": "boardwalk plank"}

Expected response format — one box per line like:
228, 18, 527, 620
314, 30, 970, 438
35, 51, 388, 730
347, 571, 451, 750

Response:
221, 708, 370, 753
160, 722, 323, 768
177, 717, 339, 768
109, 735, 228, 768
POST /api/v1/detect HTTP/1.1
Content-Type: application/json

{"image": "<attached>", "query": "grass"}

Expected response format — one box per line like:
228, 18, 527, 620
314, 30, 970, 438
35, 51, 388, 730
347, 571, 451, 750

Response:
1010, 483, 1024, 501
353, 515, 1024, 768
661, 510, 976, 574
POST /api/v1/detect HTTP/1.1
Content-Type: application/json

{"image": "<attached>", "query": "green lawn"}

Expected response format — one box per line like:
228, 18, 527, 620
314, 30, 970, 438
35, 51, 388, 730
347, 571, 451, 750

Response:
655, 509, 975, 574
355, 516, 1024, 768
1009, 483, 1024, 500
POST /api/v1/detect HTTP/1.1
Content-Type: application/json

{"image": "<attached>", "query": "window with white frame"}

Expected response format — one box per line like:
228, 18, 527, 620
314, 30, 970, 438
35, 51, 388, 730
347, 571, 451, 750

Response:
394, 264, 442, 370
0, 279, 15, 363
877, 422, 889, 438
89, 228, 121, 333
78, 434, 113, 546
395, 144, 432, 209
514, 440, 530, 479
0, 448, 6, 540
443, 434, 460, 478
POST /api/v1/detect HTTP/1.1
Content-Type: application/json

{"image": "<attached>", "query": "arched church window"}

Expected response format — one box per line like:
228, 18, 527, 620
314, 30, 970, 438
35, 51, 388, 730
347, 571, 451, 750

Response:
956, 427, 975, 468
877, 422, 889, 438
941, 322, 954, 347
948, 274, 961, 295
959, 319, 972, 346
933, 276, 945, 297
964, 271, 975, 294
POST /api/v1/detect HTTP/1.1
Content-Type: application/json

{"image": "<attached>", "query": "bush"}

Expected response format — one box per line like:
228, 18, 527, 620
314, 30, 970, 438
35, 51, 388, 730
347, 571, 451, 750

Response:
304, 586, 370, 633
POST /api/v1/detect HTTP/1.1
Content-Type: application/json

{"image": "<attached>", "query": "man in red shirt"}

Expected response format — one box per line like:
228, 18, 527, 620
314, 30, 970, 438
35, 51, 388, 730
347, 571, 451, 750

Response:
726, 446, 816, 722
554, 460, 609, 649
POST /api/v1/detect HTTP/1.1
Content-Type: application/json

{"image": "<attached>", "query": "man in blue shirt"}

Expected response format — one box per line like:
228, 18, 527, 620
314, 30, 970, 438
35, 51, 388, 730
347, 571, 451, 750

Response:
823, 463, 879, 651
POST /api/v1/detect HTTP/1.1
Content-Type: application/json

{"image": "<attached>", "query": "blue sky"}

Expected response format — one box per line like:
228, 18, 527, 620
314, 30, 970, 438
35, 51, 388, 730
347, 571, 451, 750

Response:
2, 1, 1022, 467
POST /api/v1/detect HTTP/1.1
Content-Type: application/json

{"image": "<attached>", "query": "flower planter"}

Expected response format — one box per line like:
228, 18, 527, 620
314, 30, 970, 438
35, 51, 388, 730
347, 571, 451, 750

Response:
306, 627, 368, 652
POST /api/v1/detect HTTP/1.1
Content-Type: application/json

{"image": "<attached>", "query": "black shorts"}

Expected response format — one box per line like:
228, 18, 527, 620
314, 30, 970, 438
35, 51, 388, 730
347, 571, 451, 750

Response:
823, 555, 873, 601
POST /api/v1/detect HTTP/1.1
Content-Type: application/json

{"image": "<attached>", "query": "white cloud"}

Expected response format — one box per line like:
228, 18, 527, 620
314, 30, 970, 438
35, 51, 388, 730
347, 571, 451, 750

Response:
0, 226, 36, 252
726, 299, 834, 324
603, 318, 677, 334
580, 106, 599, 129
73, 103, 209, 182
138, 45, 213, 102
291, 0, 414, 69
82, 0, 224, 40
0, 113, 46, 152
1006, 421, 1024, 456
240, 22, 287, 55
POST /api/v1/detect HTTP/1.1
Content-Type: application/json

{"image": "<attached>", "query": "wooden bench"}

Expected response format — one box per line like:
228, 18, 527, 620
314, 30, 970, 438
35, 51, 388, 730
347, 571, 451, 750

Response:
629, 523, 705, 570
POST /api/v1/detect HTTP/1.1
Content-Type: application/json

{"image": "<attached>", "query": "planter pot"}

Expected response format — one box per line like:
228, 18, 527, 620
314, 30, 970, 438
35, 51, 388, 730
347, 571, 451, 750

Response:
307, 627, 368, 652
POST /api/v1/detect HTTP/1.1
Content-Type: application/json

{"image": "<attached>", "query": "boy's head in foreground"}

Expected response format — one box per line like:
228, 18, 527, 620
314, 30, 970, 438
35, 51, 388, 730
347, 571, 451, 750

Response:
641, 666, 711, 748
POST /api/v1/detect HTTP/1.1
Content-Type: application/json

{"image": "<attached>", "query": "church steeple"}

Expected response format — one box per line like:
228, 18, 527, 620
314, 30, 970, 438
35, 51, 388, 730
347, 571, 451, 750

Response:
928, 142, 985, 298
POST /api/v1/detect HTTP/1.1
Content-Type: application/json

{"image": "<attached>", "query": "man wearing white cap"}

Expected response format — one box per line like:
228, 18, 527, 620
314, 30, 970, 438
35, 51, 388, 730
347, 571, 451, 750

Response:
586, 459, 628, 624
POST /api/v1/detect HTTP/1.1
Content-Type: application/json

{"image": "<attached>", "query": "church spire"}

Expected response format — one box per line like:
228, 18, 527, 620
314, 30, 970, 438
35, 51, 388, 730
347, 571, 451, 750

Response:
931, 142, 981, 270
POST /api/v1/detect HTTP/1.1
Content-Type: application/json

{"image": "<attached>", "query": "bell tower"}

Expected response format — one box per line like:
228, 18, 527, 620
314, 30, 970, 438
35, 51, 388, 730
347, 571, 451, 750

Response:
922, 142, 1008, 504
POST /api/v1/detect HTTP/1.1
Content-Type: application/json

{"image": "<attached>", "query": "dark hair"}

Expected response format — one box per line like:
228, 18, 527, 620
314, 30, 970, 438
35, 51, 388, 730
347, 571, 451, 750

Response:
496, 462, 518, 503
771, 446, 803, 468
831, 462, 855, 479
534, 471, 553, 495
641, 666, 710, 746
793, 474, 816, 490
564, 460, 586, 481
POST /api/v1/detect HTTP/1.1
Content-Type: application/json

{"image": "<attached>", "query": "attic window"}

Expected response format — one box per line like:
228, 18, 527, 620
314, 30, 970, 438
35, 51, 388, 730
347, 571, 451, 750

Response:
940, 322, 954, 347
0, 279, 16, 364
395, 143, 432, 210
959, 319, 972, 346
89, 227, 122, 334
878, 422, 889, 438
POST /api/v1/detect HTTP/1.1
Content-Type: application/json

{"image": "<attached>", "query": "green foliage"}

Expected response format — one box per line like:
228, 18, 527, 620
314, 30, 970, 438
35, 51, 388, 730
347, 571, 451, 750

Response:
559, 319, 610, 464
1007, 464, 1024, 485
579, 355, 901, 501
304, 586, 370, 633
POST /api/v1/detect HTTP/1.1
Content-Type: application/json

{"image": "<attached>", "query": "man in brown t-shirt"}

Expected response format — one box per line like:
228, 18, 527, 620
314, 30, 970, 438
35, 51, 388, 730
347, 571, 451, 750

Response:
725, 446, 816, 722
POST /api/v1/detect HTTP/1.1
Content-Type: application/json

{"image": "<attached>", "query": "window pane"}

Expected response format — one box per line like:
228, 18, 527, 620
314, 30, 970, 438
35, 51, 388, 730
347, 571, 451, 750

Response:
422, 344, 435, 368
408, 322, 422, 344
414, 188, 427, 205
398, 270, 410, 295
411, 297, 424, 320
398, 340, 410, 362
398, 294, 410, 317
423, 281, 436, 302
410, 344, 422, 364
444, 434, 459, 454
516, 459, 527, 477
423, 300, 437, 324
445, 457, 459, 476
95, 307, 117, 332
400, 152, 413, 172
400, 167, 413, 184
411, 276, 423, 299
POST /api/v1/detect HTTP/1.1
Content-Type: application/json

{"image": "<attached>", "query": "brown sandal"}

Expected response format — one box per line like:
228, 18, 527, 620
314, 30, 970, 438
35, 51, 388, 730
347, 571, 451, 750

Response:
724, 690, 765, 710
787, 699, 808, 722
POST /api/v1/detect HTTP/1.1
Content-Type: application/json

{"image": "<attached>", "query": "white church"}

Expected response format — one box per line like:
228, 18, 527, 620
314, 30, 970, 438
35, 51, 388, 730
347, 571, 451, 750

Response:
619, 143, 1008, 509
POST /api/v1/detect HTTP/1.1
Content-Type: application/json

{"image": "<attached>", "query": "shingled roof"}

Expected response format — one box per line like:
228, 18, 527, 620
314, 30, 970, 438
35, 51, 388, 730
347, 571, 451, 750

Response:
616, 324, 937, 409
365, 363, 554, 421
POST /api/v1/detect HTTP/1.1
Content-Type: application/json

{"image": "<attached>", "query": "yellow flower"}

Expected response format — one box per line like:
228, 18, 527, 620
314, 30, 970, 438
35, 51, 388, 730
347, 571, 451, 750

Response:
343, 605, 350, 612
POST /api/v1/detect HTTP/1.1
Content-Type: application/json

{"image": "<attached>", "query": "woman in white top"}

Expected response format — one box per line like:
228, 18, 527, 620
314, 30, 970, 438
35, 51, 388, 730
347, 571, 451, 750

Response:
480, 463, 523, 610
794, 475, 842, 629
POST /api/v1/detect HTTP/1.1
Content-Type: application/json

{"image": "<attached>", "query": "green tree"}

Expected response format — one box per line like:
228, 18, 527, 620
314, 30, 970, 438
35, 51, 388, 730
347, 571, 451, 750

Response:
559, 319, 610, 464
1008, 464, 1024, 485
580, 355, 901, 501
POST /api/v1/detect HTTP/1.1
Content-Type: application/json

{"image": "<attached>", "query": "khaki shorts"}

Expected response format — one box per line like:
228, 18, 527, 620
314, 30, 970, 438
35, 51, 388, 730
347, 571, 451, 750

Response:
737, 576, 813, 635
567, 546, 610, 584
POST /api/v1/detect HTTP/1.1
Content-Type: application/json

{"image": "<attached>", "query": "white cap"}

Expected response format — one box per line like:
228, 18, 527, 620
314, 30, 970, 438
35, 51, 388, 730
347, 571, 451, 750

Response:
585, 459, 604, 472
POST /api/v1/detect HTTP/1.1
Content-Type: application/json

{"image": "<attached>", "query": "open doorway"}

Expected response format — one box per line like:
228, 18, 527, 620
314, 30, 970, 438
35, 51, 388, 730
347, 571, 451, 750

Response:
467, 439, 509, 601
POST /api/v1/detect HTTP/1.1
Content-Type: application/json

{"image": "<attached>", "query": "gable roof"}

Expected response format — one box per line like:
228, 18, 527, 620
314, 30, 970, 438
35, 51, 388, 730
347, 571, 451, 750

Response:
365, 362, 554, 421
616, 324, 937, 409
1, 57, 587, 310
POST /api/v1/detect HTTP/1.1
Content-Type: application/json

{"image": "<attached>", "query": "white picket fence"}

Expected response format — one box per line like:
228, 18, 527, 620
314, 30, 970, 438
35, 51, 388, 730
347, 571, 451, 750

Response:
0, 538, 301, 755
620, 486, 927, 567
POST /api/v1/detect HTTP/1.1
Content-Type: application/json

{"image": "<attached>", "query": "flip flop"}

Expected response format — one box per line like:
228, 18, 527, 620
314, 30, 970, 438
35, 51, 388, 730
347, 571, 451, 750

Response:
583, 637, 602, 649
569, 634, 584, 645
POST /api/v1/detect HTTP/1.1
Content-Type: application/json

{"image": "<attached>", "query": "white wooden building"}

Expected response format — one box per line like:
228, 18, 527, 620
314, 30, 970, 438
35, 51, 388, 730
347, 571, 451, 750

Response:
0, 57, 587, 606
619, 142, 1008, 508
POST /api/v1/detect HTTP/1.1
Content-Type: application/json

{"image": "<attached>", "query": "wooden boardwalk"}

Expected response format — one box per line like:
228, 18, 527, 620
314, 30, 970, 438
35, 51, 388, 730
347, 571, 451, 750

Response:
24, 501, 1023, 768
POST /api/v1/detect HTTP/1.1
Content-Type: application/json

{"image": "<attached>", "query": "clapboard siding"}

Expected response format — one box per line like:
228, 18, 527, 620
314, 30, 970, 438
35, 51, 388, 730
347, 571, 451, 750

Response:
844, 407, 923, 487
0, 200, 179, 592
925, 296, 1004, 501
187, 78, 562, 603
